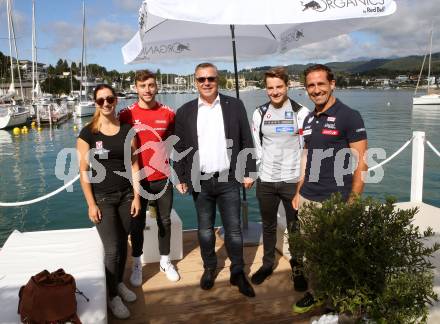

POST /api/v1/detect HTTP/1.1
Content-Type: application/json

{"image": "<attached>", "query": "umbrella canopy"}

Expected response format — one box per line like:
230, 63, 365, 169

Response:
120, 0, 397, 242
122, 0, 397, 64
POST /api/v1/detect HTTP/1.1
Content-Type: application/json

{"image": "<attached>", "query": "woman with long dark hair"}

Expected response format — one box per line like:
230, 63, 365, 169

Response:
77, 84, 141, 319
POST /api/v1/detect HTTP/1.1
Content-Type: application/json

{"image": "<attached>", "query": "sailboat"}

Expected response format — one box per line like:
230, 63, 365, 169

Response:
30, 0, 68, 126
0, 0, 30, 130
67, 64, 77, 102
75, 1, 95, 118
413, 28, 440, 106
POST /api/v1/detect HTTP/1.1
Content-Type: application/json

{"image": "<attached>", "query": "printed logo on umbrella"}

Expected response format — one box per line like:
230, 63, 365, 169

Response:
301, 1, 321, 11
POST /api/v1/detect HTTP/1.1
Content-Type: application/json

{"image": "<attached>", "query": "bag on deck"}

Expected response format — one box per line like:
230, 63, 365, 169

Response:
17, 268, 82, 324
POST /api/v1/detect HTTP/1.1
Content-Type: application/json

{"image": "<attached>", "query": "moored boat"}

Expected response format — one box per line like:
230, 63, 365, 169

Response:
75, 100, 95, 117
0, 103, 30, 129
413, 28, 440, 106
38, 102, 69, 125
413, 93, 440, 105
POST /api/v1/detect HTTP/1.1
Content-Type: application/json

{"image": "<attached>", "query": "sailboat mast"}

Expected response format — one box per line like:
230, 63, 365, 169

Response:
8, 1, 25, 101
80, 0, 86, 103
6, 0, 15, 88
32, 0, 36, 103
70, 64, 74, 94
427, 28, 433, 95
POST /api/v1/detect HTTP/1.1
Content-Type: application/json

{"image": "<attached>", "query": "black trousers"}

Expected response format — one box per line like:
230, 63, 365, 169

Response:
131, 178, 173, 257
94, 187, 133, 298
256, 179, 298, 268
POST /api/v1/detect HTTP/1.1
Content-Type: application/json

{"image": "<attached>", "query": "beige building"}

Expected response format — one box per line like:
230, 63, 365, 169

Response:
226, 77, 246, 89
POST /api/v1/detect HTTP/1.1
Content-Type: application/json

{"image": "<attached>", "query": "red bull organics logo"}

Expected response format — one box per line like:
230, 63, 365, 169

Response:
301, 0, 386, 14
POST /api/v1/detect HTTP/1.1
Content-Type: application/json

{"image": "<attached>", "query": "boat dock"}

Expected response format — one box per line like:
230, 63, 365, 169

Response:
0, 130, 439, 323
108, 200, 440, 324
112, 229, 322, 324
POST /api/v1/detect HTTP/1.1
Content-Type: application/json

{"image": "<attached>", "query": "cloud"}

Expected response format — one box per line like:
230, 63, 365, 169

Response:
271, 34, 356, 66
43, 19, 135, 62
43, 21, 81, 57
88, 21, 136, 48
112, 0, 141, 12
0, 3, 29, 40
361, 0, 440, 56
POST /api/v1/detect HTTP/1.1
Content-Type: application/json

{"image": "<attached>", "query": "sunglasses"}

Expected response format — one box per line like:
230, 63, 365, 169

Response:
196, 76, 217, 83
95, 96, 116, 106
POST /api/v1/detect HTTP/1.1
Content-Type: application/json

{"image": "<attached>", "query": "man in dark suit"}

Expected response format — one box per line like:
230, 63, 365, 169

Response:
174, 62, 256, 297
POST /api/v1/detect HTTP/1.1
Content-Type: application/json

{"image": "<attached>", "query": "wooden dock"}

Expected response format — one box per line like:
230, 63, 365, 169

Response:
108, 201, 440, 323
111, 229, 325, 324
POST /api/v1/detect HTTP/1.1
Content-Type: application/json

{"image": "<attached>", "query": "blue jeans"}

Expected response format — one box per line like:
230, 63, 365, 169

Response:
94, 187, 133, 298
192, 178, 244, 274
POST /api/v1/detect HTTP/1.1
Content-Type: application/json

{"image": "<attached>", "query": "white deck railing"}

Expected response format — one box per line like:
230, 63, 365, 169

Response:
0, 131, 438, 207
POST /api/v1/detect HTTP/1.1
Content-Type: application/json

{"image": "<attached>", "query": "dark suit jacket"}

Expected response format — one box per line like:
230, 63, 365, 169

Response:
173, 93, 256, 190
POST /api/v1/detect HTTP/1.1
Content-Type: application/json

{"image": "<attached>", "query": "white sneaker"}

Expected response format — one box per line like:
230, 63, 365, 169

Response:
117, 282, 137, 303
160, 260, 180, 282
129, 262, 143, 287
109, 296, 130, 319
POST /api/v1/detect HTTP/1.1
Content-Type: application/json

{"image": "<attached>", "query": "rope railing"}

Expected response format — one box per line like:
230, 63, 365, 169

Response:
0, 134, 436, 207
367, 136, 414, 172
0, 175, 80, 207
427, 141, 440, 158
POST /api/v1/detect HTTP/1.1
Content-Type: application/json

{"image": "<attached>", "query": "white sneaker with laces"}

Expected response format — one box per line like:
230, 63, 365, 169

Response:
160, 260, 180, 282
117, 282, 137, 303
129, 262, 143, 287
109, 296, 130, 319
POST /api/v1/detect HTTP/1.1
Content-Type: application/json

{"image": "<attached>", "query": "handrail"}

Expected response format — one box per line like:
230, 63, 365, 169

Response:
368, 136, 414, 172
0, 175, 80, 207
0, 134, 436, 207
427, 140, 440, 158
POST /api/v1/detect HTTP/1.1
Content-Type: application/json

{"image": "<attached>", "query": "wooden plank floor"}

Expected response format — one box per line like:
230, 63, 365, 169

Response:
111, 230, 325, 324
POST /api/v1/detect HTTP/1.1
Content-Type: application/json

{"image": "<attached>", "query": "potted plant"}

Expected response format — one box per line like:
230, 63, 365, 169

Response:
290, 194, 439, 323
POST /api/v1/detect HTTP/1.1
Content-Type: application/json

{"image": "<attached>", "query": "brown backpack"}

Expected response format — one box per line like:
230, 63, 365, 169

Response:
17, 269, 83, 324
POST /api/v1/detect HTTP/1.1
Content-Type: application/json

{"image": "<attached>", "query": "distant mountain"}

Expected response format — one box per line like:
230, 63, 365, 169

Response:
250, 52, 440, 75
348, 57, 372, 62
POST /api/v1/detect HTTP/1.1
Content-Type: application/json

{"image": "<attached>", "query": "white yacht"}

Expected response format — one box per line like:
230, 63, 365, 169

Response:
413, 93, 440, 105
75, 99, 95, 117
0, 102, 29, 129
413, 28, 440, 106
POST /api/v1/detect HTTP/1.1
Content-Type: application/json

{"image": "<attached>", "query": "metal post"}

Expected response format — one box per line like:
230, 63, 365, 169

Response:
221, 25, 261, 246
229, 25, 248, 225
230, 25, 240, 101
410, 131, 425, 202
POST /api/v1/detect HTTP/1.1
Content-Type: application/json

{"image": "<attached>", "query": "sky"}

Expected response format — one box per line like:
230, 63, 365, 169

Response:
0, 0, 439, 75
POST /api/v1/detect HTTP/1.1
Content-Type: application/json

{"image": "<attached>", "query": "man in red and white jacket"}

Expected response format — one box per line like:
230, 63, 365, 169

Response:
119, 70, 179, 285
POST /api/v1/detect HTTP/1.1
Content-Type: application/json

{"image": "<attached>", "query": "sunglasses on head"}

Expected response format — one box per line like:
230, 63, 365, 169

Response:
95, 96, 116, 106
196, 76, 217, 83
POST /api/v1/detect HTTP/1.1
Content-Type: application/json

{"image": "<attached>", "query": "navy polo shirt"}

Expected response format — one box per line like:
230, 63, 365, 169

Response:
300, 99, 367, 202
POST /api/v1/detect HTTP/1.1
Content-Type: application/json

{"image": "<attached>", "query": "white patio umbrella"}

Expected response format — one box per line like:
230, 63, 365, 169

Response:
121, 0, 397, 244
123, 0, 396, 65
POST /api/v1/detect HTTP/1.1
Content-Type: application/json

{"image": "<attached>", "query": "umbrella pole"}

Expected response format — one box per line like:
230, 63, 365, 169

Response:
230, 25, 248, 227
224, 25, 261, 246
230, 25, 240, 101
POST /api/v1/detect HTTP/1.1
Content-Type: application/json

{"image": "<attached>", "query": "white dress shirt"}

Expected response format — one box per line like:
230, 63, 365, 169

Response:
197, 95, 230, 173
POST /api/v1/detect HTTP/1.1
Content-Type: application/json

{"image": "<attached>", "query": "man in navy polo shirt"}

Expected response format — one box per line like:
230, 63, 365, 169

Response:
291, 64, 368, 314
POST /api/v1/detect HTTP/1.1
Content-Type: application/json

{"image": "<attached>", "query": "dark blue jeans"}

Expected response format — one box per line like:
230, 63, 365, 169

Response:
192, 179, 244, 275
94, 187, 133, 298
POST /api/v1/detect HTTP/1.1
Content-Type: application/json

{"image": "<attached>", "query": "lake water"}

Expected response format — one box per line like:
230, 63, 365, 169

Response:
0, 89, 439, 245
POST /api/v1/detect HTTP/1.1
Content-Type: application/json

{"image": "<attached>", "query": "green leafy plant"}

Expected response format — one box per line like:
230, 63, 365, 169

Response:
290, 194, 439, 323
